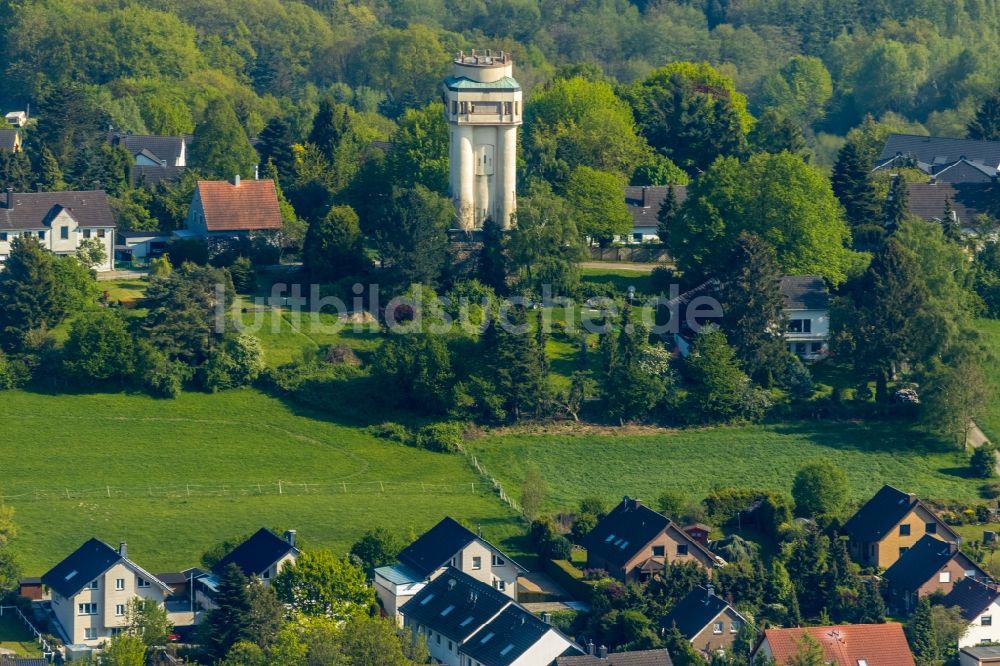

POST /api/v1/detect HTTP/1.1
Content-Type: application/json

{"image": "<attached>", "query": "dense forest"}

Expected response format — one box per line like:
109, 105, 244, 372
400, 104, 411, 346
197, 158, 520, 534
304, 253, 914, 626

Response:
4, 0, 1000, 158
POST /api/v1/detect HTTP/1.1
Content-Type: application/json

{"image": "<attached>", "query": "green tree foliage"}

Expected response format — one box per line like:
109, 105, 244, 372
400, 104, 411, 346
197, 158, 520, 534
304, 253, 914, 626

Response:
602, 308, 670, 423
303, 204, 366, 282
474, 305, 549, 421
969, 92, 1000, 140
685, 327, 760, 423
125, 597, 172, 647
62, 309, 135, 384
349, 528, 404, 576
884, 174, 909, 233
203, 562, 252, 663
718, 233, 789, 386
759, 55, 833, 125
373, 332, 454, 414
351, 25, 451, 117
791, 461, 849, 517
190, 99, 258, 179
671, 153, 857, 284
565, 167, 633, 246
477, 216, 509, 294
922, 351, 993, 448
374, 186, 451, 292
204, 333, 265, 391
508, 186, 586, 296
831, 139, 882, 237
656, 184, 679, 245
524, 76, 651, 187
273, 549, 375, 620
100, 633, 147, 666
385, 103, 450, 195
970, 444, 997, 478
787, 634, 825, 666
748, 109, 809, 157
0, 237, 65, 351
246, 578, 285, 649
626, 62, 751, 175
258, 116, 296, 180
907, 597, 938, 666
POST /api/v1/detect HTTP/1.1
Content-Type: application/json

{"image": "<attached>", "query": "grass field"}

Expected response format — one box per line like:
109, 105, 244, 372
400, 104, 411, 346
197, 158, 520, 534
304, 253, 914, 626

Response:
0, 389, 522, 575
0, 612, 42, 657
466, 422, 985, 513
977, 319, 1000, 442
580, 267, 656, 296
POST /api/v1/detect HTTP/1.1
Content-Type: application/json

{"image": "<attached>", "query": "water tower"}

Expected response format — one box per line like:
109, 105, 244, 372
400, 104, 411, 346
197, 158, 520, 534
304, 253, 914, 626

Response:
444, 50, 522, 230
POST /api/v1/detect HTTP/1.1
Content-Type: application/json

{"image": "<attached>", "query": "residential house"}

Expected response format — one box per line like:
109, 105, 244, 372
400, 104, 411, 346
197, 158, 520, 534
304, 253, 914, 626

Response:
842, 484, 959, 570
581, 497, 724, 583
906, 182, 992, 232
110, 133, 189, 187
40, 539, 172, 648
0, 657, 49, 666
660, 585, 747, 655
779, 276, 830, 361
0, 190, 116, 271
961, 645, 1000, 666
557, 648, 673, 665
682, 525, 711, 547
4, 111, 27, 127
0, 129, 21, 153
212, 528, 298, 583
943, 577, 1000, 648
875, 134, 1000, 183
375, 516, 525, 622
18, 576, 44, 601
115, 231, 170, 263
182, 177, 283, 239
882, 534, 988, 613
623, 185, 687, 243
400, 567, 581, 666
752, 624, 915, 666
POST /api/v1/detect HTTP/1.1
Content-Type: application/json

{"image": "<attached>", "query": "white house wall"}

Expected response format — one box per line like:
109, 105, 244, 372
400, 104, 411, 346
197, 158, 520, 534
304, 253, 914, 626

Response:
0, 214, 114, 272
959, 599, 1000, 647
508, 629, 575, 666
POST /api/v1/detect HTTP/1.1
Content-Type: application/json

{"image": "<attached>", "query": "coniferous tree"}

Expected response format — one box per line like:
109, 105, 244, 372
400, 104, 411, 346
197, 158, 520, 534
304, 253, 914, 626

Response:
603, 307, 667, 423
856, 580, 887, 624
884, 174, 908, 233
257, 117, 296, 178
0, 236, 63, 352
719, 233, 788, 386
309, 97, 351, 160
36, 147, 64, 191
748, 108, 808, 157
968, 93, 1000, 141
656, 184, 678, 245
478, 216, 508, 294
303, 204, 365, 282
264, 159, 306, 252
831, 141, 880, 229
663, 624, 707, 666
942, 198, 962, 242
906, 597, 938, 666
786, 587, 803, 627
481, 305, 549, 420
685, 327, 752, 423
374, 185, 451, 293
189, 99, 258, 179
203, 563, 252, 662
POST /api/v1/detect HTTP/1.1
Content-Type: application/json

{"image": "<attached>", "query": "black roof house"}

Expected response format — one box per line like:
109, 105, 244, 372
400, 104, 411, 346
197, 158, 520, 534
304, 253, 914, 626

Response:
877, 134, 1000, 177
906, 182, 992, 227
400, 567, 511, 643
0, 129, 19, 152
624, 185, 688, 230
943, 577, 1000, 621
779, 276, 830, 311
397, 517, 526, 579
111, 133, 186, 167
460, 604, 556, 665
558, 650, 674, 666
661, 585, 745, 639
842, 485, 959, 545
41, 538, 169, 599
882, 535, 977, 594
212, 528, 299, 578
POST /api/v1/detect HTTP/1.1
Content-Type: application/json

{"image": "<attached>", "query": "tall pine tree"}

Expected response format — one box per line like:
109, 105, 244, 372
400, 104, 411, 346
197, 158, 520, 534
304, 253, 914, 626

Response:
906, 596, 938, 666
968, 93, 1000, 141
884, 174, 908, 234
478, 216, 508, 294
831, 141, 880, 229
481, 305, 549, 420
656, 184, 678, 245
0, 236, 63, 352
189, 99, 257, 179
203, 563, 252, 662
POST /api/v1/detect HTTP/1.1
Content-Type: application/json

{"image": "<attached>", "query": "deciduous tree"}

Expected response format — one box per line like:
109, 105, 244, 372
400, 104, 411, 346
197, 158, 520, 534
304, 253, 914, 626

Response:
273, 549, 374, 620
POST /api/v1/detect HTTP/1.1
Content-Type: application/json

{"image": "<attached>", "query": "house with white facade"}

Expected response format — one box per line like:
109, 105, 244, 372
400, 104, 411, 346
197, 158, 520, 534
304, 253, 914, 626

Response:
195, 528, 299, 610
375, 517, 526, 623
0, 190, 116, 271
400, 567, 581, 666
110, 133, 189, 187
40, 539, 172, 650
944, 577, 1000, 648
780, 275, 830, 361
183, 177, 283, 240
623, 185, 687, 243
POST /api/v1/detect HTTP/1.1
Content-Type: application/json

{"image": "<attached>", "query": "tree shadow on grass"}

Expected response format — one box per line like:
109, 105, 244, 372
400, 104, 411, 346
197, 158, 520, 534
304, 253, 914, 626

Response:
768, 420, 953, 455
938, 466, 976, 480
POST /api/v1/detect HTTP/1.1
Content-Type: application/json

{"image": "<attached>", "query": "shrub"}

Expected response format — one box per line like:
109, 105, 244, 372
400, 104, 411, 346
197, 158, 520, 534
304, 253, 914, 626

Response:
415, 422, 465, 453
782, 356, 815, 401
204, 333, 265, 392
544, 535, 573, 560
649, 266, 674, 294
981, 482, 1000, 500
167, 238, 209, 266
792, 461, 849, 517
135, 342, 187, 398
571, 514, 597, 543
657, 490, 687, 518
228, 256, 256, 293
0, 350, 29, 390
971, 445, 997, 479
366, 422, 411, 444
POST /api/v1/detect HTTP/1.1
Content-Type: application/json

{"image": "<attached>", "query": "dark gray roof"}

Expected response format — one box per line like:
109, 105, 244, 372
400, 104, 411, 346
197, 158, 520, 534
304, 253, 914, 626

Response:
624, 185, 687, 229
41, 538, 123, 598
400, 567, 511, 643
933, 159, 997, 183
879, 134, 1000, 168
558, 649, 673, 666
581, 498, 705, 569
906, 182, 991, 226
942, 577, 999, 621
0, 190, 115, 231
111, 133, 185, 166
0, 129, 18, 151
960, 645, 1000, 660
843, 485, 958, 544
0, 658, 50, 666
779, 276, 829, 311
882, 535, 961, 593
132, 164, 186, 188
212, 528, 298, 578
459, 604, 553, 666
155, 572, 191, 585
661, 585, 740, 639
398, 517, 478, 578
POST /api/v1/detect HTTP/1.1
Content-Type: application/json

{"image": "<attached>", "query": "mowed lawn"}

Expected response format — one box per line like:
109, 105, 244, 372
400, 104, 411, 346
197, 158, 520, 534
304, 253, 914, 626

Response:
466, 422, 984, 513
0, 389, 521, 574
977, 319, 1000, 442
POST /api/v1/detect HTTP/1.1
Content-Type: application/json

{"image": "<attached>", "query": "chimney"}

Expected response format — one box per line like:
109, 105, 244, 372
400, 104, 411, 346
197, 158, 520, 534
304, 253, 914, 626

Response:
587, 641, 595, 655
707, 584, 715, 599
4, 187, 12, 209
284, 529, 296, 547
119, 542, 128, 559
254, 164, 259, 180
541, 611, 551, 624
598, 645, 608, 659
234, 174, 241, 187
641, 186, 650, 208
35, 182, 43, 193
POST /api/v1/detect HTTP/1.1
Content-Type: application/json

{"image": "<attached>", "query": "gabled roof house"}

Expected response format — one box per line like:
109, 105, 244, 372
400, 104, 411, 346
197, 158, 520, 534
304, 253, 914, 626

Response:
41, 539, 172, 648
623, 185, 687, 243
944, 577, 1000, 648
211, 528, 299, 582
753, 624, 915, 666
557, 649, 673, 665
875, 134, 1000, 183
661, 585, 747, 655
375, 516, 526, 622
400, 567, 580, 666
842, 485, 958, 569
0, 129, 21, 153
882, 534, 988, 613
582, 497, 724, 583
780, 276, 830, 361
183, 177, 283, 238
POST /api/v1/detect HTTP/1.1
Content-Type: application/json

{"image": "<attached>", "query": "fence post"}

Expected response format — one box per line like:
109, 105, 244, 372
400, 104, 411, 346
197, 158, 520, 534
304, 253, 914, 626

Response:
342, 482, 347, 493
278, 480, 283, 495
107, 485, 111, 498
379, 481, 384, 492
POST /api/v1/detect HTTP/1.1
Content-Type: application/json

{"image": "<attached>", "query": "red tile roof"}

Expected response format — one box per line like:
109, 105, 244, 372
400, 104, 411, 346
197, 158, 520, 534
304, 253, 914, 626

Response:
196, 179, 283, 232
761, 624, 915, 666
